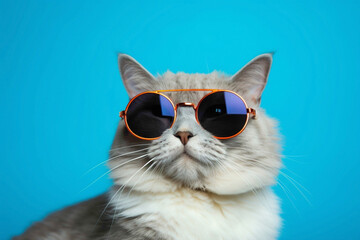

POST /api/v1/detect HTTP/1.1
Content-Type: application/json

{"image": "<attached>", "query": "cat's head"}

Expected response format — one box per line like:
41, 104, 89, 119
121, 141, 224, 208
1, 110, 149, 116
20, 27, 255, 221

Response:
108, 54, 281, 195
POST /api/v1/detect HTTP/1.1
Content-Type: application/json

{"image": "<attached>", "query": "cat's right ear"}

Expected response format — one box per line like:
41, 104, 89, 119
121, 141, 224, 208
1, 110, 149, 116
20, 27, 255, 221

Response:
118, 54, 157, 98
230, 53, 273, 106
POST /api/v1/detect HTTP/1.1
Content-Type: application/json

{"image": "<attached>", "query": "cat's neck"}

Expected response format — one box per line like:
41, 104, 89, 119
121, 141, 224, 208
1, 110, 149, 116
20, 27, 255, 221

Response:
109, 186, 281, 240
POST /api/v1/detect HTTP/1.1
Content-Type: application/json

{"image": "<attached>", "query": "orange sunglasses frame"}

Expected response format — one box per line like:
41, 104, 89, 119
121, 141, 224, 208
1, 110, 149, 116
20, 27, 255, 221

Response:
119, 89, 257, 140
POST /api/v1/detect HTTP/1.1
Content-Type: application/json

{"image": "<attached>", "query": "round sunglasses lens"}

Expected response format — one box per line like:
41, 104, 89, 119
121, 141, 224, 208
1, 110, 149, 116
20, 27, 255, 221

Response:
126, 93, 175, 139
197, 91, 248, 138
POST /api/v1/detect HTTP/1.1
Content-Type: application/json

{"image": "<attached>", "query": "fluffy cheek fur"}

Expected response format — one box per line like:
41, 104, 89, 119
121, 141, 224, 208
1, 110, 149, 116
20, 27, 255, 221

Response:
108, 122, 180, 193
205, 112, 281, 195
204, 160, 279, 195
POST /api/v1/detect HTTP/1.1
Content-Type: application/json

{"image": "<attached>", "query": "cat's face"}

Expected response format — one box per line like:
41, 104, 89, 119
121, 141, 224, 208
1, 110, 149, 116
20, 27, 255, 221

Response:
108, 54, 281, 195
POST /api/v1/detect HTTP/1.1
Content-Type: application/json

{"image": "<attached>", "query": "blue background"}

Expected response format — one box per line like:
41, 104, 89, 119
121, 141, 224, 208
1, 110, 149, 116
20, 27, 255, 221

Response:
1, 0, 359, 239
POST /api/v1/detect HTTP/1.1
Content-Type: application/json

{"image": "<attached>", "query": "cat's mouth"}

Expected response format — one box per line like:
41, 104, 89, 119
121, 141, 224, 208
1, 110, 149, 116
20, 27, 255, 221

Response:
163, 151, 206, 187
170, 150, 197, 164
178, 150, 207, 166
182, 152, 197, 161
169, 148, 201, 165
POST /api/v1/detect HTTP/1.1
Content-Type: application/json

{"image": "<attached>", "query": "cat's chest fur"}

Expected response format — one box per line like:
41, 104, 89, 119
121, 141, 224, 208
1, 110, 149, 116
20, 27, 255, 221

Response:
112, 187, 281, 240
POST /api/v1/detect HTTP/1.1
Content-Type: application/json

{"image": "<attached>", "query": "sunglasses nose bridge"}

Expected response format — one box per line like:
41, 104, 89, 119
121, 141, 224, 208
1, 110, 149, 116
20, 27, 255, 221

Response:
171, 106, 199, 139
175, 102, 196, 110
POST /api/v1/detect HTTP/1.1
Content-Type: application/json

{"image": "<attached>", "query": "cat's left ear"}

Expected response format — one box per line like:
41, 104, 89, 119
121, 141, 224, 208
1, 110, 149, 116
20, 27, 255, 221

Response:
230, 53, 273, 105
118, 54, 157, 98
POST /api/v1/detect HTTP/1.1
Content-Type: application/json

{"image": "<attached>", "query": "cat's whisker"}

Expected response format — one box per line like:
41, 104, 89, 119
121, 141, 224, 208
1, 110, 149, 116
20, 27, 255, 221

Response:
276, 180, 300, 213
226, 153, 311, 205
111, 158, 155, 210
223, 159, 270, 192
95, 158, 155, 229
282, 156, 307, 164
218, 161, 255, 194
232, 158, 275, 172
158, 160, 167, 179
82, 160, 110, 176
108, 158, 156, 238
126, 160, 158, 198
213, 159, 233, 176
214, 158, 258, 195
80, 154, 149, 193
109, 143, 152, 152
278, 165, 301, 178
225, 147, 282, 155
227, 157, 282, 186
113, 158, 155, 202
279, 171, 312, 205
220, 160, 264, 201
225, 157, 292, 204
279, 171, 310, 195
82, 148, 151, 176
275, 176, 302, 214
225, 153, 276, 170
226, 146, 306, 164
226, 161, 280, 209
218, 160, 260, 197
225, 155, 309, 210
224, 157, 259, 171
109, 147, 151, 158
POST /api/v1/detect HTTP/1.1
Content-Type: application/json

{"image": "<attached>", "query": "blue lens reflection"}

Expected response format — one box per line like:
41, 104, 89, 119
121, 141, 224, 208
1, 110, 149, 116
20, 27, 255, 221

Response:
224, 92, 247, 115
159, 95, 175, 117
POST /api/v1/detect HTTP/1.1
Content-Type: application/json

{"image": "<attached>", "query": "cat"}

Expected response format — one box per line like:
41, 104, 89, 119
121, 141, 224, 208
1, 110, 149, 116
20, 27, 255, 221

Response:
14, 53, 282, 240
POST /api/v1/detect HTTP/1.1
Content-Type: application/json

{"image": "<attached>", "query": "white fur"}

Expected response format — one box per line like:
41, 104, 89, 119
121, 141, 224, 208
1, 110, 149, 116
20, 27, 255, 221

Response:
111, 187, 281, 240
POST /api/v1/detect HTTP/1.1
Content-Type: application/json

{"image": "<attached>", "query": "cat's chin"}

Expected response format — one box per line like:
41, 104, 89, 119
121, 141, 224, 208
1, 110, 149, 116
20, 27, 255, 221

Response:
174, 152, 203, 170
181, 152, 198, 162
161, 152, 208, 188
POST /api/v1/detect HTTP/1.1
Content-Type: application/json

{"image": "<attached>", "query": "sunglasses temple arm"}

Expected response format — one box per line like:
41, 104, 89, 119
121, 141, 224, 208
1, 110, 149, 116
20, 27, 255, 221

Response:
247, 108, 257, 119
119, 111, 125, 119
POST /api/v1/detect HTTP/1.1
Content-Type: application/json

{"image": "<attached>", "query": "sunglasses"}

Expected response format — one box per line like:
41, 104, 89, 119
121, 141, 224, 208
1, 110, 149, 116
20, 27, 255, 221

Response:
119, 89, 257, 140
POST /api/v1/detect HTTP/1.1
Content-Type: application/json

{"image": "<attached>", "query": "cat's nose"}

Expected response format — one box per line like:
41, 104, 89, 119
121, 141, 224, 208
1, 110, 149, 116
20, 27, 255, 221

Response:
174, 131, 193, 145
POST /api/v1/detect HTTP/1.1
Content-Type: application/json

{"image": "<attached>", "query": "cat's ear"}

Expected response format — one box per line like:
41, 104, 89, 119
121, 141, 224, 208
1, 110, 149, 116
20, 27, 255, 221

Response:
118, 54, 157, 98
230, 53, 273, 105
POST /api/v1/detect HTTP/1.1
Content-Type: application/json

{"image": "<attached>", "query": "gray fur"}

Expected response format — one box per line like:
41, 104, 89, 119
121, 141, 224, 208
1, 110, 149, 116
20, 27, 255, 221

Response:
13, 193, 165, 240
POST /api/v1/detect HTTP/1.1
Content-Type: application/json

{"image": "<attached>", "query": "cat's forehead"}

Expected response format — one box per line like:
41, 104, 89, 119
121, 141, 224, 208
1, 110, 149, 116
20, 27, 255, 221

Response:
155, 71, 230, 104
